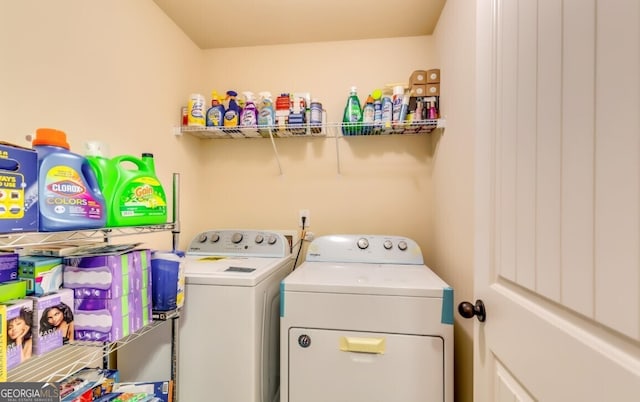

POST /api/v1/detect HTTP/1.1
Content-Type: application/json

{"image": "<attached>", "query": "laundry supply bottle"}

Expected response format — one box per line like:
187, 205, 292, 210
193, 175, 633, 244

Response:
257, 91, 276, 137
32, 128, 106, 231
105, 153, 168, 227
362, 94, 375, 135
392, 85, 405, 123
223, 90, 240, 127
206, 91, 225, 127
240, 91, 258, 128
342, 86, 362, 136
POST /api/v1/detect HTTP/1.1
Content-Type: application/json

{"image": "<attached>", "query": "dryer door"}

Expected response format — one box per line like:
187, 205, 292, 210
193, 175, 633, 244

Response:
287, 327, 444, 402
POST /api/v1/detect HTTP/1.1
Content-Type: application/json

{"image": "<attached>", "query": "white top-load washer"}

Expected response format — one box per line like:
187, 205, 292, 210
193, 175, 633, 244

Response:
280, 234, 454, 402
179, 229, 295, 402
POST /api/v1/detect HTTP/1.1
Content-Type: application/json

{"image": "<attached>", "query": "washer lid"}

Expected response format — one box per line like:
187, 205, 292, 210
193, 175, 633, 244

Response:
282, 261, 449, 297
184, 255, 293, 286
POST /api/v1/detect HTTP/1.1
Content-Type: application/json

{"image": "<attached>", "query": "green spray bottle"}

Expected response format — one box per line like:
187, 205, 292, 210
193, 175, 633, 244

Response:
342, 86, 362, 135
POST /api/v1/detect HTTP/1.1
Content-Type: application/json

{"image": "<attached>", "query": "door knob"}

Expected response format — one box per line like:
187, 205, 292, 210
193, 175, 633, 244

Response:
458, 299, 486, 322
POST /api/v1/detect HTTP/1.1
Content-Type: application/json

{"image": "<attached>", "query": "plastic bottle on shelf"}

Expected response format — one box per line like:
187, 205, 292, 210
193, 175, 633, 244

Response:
240, 91, 258, 128
187, 93, 206, 127
381, 94, 393, 131
223, 90, 241, 127
392, 85, 405, 123
32, 128, 106, 231
362, 94, 375, 135
257, 91, 276, 137
342, 86, 362, 136
310, 99, 323, 134
205, 91, 225, 127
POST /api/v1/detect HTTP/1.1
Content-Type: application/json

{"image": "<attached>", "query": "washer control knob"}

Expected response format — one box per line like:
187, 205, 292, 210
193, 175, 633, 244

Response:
398, 240, 408, 251
255, 234, 264, 244
383, 240, 393, 250
209, 233, 220, 243
357, 238, 369, 250
268, 235, 278, 245
198, 233, 208, 243
231, 233, 243, 244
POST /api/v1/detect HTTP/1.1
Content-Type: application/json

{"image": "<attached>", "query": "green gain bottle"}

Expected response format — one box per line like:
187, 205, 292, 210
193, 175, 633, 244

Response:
342, 86, 363, 135
87, 152, 168, 227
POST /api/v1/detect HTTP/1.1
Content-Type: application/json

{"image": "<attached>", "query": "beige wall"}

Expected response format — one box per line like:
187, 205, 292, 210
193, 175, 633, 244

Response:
1, 0, 476, 400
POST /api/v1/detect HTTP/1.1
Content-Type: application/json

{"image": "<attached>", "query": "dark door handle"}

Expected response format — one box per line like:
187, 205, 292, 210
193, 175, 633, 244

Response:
458, 299, 486, 322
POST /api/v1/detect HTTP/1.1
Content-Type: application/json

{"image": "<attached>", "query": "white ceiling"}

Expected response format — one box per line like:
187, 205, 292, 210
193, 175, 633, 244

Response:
153, 0, 447, 49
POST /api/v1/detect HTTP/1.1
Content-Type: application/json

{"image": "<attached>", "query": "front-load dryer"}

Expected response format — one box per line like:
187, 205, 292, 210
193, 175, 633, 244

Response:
179, 229, 294, 402
280, 234, 454, 402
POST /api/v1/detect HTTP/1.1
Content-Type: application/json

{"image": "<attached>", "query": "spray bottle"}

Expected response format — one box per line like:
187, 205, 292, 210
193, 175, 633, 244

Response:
240, 91, 258, 128
392, 85, 405, 123
223, 90, 240, 127
206, 91, 225, 127
257, 92, 275, 137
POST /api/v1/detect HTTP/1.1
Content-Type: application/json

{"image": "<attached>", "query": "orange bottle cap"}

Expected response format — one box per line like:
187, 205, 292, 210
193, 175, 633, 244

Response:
32, 128, 70, 149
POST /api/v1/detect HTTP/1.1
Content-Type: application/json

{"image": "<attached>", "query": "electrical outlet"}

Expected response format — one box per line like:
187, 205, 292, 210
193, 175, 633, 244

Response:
299, 209, 310, 228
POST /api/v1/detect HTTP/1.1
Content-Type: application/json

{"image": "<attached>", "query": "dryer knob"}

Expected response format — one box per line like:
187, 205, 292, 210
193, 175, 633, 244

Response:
357, 238, 369, 250
398, 240, 408, 251
255, 235, 264, 244
268, 235, 278, 245
198, 233, 208, 243
383, 240, 393, 250
209, 233, 220, 243
231, 233, 243, 244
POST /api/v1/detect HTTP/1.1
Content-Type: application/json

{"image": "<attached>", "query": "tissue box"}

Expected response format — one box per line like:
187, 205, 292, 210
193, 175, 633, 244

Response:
19, 255, 63, 295
0, 280, 28, 303
0, 142, 38, 234
0, 252, 18, 284
30, 288, 75, 355
74, 294, 138, 342
2, 299, 34, 369
64, 249, 149, 299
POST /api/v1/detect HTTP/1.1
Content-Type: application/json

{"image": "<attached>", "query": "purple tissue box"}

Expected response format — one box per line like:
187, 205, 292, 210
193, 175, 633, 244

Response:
63, 249, 150, 299
74, 293, 139, 342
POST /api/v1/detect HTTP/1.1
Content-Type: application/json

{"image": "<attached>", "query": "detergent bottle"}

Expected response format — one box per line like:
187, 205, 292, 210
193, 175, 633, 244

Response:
342, 86, 362, 135
206, 91, 225, 127
257, 91, 275, 137
240, 91, 258, 128
32, 128, 106, 231
223, 90, 240, 127
362, 94, 375, 135
105, 153, 168, 227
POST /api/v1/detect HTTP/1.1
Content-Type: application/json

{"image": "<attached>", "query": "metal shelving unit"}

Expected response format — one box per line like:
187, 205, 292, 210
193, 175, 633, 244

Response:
3, 173, 182, 400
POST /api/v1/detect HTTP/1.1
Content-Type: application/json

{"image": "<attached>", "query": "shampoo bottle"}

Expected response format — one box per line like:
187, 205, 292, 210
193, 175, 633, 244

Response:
206, 91, 225, 127
362, 95, 375, 135
223, 90, 240, 127
342, 86, 362, 136
240, 91, 258, 128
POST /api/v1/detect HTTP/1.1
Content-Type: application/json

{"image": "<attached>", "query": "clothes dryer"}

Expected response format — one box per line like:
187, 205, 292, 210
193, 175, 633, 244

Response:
280, 234, 454, 402
179, 229, 294, 402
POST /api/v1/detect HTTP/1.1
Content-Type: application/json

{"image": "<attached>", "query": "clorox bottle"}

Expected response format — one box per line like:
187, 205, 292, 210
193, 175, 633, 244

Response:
32, 128, 106, 231
101, 153, 168, 227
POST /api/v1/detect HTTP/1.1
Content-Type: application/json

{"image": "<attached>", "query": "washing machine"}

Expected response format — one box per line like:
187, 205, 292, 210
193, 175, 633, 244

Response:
179, 229, 295, 402
280, 234, 454, 402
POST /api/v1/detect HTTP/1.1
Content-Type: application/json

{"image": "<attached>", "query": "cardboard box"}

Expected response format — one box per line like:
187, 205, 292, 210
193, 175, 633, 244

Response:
0, 280, 28, 303
426, 83, 440, 96
0, 142, 38, 233
59, 367, 119, 402
409, 69, 427, 85
19, 255, 63, 295
0, 252, 18, 283
427, 68, 441, 83
30, 288, 75, 355
2, 298, 34, 369
113, 381, 173, 402
74, 293, 138, 342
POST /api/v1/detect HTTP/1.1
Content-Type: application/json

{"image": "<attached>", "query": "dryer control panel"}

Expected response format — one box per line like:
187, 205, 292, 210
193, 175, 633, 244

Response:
305, 234, 424, 265
187, 229, 290, 257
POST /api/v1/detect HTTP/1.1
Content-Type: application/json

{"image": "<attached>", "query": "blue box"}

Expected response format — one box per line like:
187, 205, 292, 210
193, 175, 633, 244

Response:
0, 142, 38, 233
0, 252, 18, 284
19, 255, 63, 295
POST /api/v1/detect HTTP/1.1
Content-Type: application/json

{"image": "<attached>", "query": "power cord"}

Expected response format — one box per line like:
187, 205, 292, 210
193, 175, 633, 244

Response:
292, 216, 306, 269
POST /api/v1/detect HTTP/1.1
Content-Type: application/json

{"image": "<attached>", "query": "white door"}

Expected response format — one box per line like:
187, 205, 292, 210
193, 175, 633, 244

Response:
474, 1, 640, 401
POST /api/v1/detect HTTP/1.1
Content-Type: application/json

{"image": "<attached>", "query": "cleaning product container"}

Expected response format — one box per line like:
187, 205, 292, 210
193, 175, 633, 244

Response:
32, 128, 106, 231
150, 250, 185, 311
104, 153, 168, 227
